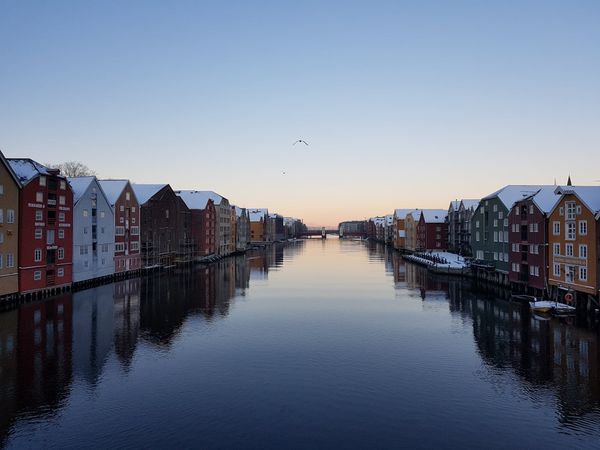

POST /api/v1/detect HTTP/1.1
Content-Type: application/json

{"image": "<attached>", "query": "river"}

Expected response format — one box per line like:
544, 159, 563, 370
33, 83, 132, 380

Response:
1, 238, 599, 449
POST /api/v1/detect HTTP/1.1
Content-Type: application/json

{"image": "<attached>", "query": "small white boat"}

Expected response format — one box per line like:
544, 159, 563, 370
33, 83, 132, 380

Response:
529, 300, 576, 315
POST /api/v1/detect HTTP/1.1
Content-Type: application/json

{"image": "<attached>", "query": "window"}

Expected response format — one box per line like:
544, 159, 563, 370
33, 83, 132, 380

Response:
115, 226, 125, 236
60, 180, 66, 190
34, 270, 42, 281
57, 268, 64, 277
579, 221, 587, 236
559, 206, 564, 216
80, 246, 88, 255
476, 220, 480, 228
554, 264, 560, 276
131, 241, 139, 251
131, 226, 139, 235
7, 253, 14, 268
565, 266, 575, 283
7, 209, 14, 223
0, 185, 3, 195
475, 231, 480, 242
132, 217, 136, 224
120, 205, 124, 212
84, 261, 89, 268
115, 243, 125, 252
493, 231, 498, 242
102, 244, 109, 252
499, 211, 504, 219
503, 218, 508, 227
493, 219, 498, 227
132, 206, 136, 213
566, 244, 573, 256
39, 176, 46, 186
553, 243, 560, 255
126, 192, 130, 201
512, 243, 517, 252
165, 209, 169, 219
59, 212, 65, 222
553, 222, 560, 235
493, 204, 497, 212
36, 192, 43, 202
101, 227, 105, 234
0, 254, 3, 269
36, 210, 43, 221
576, 205, 582, 215
58, 229, 64, 239
566, 202, 576, 220
530, 265, 535, 276
84, 227, 88, 234
529, 205, 534, 214
580, 267, 588, 281
476, 250, 484, 259
35, 228, 42, 239
512, 263, 519, 272
83, 209, 89, 217
58, 247, 64, 259
100, 211, 105, 218
503, 231, 508, 242
580, 245, 587, 259
34, 248, 42, 262
120, 217, 124, 224
493, 252, 498, 261
59, 195, 65, 205
0, 232, 3, 244
566, 222, 576, 240
0, 209, 3, 223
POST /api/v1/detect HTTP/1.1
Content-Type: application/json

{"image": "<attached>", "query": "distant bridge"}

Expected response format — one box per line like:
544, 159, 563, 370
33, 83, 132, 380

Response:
300, 228, 339, 239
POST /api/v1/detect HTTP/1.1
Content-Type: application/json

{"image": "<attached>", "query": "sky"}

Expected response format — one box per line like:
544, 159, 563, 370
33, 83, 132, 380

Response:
1, 1, 599, 226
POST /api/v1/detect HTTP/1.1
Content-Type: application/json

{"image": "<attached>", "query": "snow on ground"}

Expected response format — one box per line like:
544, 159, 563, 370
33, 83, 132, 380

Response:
405, 251, 468, 269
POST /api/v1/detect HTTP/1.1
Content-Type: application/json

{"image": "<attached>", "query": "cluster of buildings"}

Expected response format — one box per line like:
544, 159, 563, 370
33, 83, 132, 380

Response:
346, 180, 600, 307
0, 152, 306, 300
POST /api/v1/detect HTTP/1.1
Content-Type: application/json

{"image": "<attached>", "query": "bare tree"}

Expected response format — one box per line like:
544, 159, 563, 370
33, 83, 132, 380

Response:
45, 161, 97, 177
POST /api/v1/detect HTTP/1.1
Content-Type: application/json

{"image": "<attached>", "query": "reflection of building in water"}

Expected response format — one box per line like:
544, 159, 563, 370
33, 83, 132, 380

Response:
447, 280, 600, 426
0, 295, 74, 446
282, 240, 305, 261
235, 255, 250, 296
113, 278, 141, 370
404, 262, 449, 300
392, 253, 407, 288
72, 285, 115, 386
0, 309, 18, 446
212, 258, 235, 317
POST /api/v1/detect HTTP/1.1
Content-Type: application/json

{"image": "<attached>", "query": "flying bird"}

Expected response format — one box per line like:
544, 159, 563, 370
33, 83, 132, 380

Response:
293, 139, 309, 146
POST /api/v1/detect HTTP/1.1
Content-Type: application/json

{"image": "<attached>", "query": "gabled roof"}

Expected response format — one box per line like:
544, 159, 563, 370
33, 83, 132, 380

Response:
552, 185, 600, 215
0, 151, 22, 187
248, 208, 267, 222
420, 209, 447, 223
482, 185, 548, 210
517, 186, 560, 214
132, 183, 169, 205
7, 158, 59, 186
175, 190, 214, 210
181, 190, 228, 206
448, 201, 460, 211
460, 199, 480, 210
68, 176, 112, 208
394, 208, 420, 220
98, 180, 132, 206
68, 176, 96, 203
234, 206, 245, 218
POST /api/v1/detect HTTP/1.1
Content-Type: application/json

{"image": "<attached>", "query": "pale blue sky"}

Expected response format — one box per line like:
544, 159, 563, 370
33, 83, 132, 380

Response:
1, 1, 599, 225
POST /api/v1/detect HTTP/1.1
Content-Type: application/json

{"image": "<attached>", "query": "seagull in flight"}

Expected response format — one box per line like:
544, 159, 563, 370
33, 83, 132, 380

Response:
293, 139, 309, 146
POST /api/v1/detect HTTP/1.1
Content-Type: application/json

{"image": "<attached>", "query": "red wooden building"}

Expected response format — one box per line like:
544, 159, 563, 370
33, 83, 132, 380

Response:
98, 180, 141, 273
175, 191, 217, 259
416, 209, 448, 251
8, 159, 73, 293
508, 187, 559, 295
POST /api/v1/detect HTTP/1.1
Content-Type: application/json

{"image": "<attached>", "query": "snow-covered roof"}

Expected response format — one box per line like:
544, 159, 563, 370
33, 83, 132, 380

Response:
394, 208, 420, 220
0, 152, 21, 187
553, 185, 600, 214
234, 206, 245, 218
482, 185, 548, 210
7, 158, 56, 185
520, 186, 561, 214
283, 217, 298, 226
449, 201, 460, 211
132, 184, 168, 205
181, 190, 227, 205
460, 199, 480, 210
248, 209, 267, 222
98, 180, 130, 206
420, 209, 447, 223
371, 216, 386, 226
68, 176, 95, 203
175, 190, 213, 210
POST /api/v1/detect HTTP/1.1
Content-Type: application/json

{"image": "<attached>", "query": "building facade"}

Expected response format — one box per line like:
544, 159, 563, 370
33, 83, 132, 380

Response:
393, 209, 418, 251
448, 199, 479, 255
133, 184, 191, 269
175, 191, 217, 259
98, 180, 141, 273
547, 186, 600, 303
507, 187, 558, 295
0, 152, 20, 297
234, 206, 250, 251
249, 209, 268, 243
416, 209, 448, 251
9, 159, 73, 293
69, 177, 115, 283
404, 211, 419, 252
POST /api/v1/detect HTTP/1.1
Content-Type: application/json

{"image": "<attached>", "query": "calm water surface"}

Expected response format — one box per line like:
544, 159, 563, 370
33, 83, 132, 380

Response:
1, 238, 599, 449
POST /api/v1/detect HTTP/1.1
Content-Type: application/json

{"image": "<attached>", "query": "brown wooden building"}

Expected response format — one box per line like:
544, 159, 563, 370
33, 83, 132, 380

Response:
0, 151, 20, 298
175, 191, 217, 259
